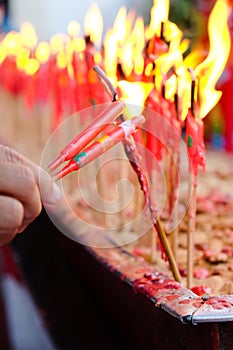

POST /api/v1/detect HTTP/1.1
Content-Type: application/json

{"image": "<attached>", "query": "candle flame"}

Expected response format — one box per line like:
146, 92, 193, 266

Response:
57, 51, 67, 70
49, 34, 66, 55
84, 4, 103, 47
67, 21, 80, 38
104, 7, 135, 85
195, 0, 231, 119
146, 0, 169, 39
154, 50, 183, 91
0, 45, 6, 64
35, 42, 51, 64
3, 32, 21, 56
20, 22, 38, 49
24, 58, 40, 76
72, 38, 86, 52
113, 7, 128, 42
184, 49, 207, 70
117, 81, 153, 118
163, 21, 182, 51
16, 47, 30, 70
132, 17, 145, 76
104, 30, 118, 86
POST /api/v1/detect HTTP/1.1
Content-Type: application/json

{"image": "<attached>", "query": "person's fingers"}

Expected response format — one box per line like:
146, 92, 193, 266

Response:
0, 195, 24, 244
0, 145, 61, 205
29, 162, 61, 205
0, 162, 42, 228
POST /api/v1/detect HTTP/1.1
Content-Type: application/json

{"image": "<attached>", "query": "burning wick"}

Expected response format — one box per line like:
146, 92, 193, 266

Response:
188, 67, 196, 117
55, 116, 145, 180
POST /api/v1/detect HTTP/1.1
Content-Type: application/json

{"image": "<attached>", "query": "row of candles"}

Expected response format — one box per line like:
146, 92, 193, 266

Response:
0, 0, 232, 287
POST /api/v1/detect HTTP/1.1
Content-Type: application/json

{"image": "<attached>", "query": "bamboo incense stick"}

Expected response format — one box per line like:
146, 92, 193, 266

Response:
123, 137, 182, 283
150, 167, 157, 263
187, 181, 197, 289
92, 66, 181, 281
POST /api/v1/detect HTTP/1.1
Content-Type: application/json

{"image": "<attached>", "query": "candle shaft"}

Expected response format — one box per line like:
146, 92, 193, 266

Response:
49, 101, 125, 171
55, 115, 145, 179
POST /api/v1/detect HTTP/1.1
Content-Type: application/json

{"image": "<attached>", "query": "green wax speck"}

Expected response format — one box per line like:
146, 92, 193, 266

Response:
74, 152, 87, 166
187, 135, 193, 148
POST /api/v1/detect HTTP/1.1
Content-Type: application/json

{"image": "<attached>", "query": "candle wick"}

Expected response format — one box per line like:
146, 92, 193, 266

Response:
188, 67, 196, 117
160, 21, 165, 41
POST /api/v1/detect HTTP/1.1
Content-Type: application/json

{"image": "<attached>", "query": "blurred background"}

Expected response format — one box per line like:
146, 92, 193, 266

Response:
0, 0, 231, 151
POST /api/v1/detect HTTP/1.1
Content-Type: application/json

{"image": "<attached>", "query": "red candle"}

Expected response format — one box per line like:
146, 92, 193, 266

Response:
48, 100, 125, 171
55, 115, 144, 179
186, 111, 206, 179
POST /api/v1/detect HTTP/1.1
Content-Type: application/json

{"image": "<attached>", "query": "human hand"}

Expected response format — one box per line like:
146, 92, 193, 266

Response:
0, 145, 61, 244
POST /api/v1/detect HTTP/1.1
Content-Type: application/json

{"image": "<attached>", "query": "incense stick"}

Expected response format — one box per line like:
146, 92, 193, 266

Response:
122, 136, 182, 283
187, 180, 197, 289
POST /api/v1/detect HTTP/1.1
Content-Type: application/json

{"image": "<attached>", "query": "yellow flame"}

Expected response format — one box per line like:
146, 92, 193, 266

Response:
67, 21, 80, 38
0, 45, 6, 64
179, 38, 190, 55
117, 81, 154, 118
3, 32, 21, 56
154, 50, 183, 91
104, 30, 118, 86
163, 21, 182, 51
164, 67, 192, 121
119, 40, 134, 77
132, 17, 145, 75
146, 0, 170, 39
144, 62, 154, 77
72, 37, 86, 52
49, 34, 66, 55
16, 47, 30, 70
35, 42, 51, 64
104, 7, 140, 83
195, 0, 231, 119
84, 4, 103, 47
104, 7, 132, 82
24, 58, 40, 76
56, 51, 67, 69
94, 52, 102, 64
20, 22, 38, 49
113, 7, 128, 42
177, 67, 192, 121
164, 74, 176, 101
184, 49, 207, 70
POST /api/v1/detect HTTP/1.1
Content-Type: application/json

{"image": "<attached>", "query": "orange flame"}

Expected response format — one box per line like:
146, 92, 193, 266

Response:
195, 0, 231, 119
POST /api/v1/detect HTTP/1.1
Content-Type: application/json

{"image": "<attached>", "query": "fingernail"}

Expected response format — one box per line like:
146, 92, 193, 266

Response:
44, 183, 61, 204
51, 182, 61, 203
